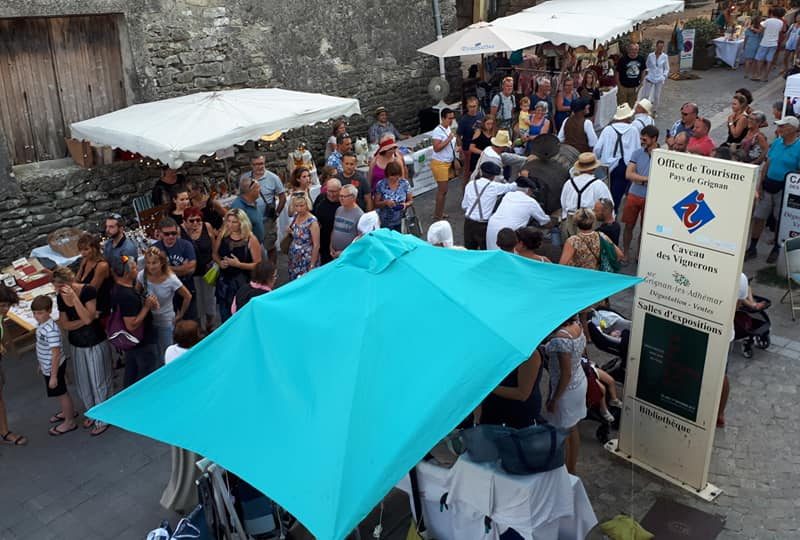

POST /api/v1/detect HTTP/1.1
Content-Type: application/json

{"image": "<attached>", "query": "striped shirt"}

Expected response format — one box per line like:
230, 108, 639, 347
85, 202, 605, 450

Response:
35, 318, 62, 376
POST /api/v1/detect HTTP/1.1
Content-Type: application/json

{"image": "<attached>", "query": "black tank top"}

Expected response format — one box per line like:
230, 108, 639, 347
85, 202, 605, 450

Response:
480, 360, 544, 428
470, 131, 492, 169
218, 235, 252, 281
182, 225, 213, 276
78, 262, 112, 315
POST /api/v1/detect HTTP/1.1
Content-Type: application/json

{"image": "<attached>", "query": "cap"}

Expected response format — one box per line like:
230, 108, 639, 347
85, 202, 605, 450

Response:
479, 161, 502, 177
775, 115, 799, 128
375, 106, 387, 115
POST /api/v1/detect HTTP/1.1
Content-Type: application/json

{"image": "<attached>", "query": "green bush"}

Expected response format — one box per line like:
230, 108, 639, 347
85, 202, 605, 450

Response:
618, 35, 655, 57
684, 17, 720, 44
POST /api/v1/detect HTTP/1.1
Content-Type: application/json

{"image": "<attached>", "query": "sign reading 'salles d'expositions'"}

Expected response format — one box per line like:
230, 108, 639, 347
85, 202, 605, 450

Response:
611, 150, 757, 498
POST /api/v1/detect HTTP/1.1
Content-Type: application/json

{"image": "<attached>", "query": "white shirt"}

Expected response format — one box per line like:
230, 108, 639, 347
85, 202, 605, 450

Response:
760, 17, 784, 47
594, 122, 640, 170
645, 52, 669, 83
461, 178, 517, 222
560, 172, 613, 219
470, 147, 528, 182
632, 113, 655, 133
557, 118, 598, 148
485, 191, 550, 250
432, 124, 456, 162
164, 345, 189, 365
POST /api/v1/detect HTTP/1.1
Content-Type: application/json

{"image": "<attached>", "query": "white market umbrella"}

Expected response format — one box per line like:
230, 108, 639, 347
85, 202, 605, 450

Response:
418, 21, 548, 58
70, 88, 361, 168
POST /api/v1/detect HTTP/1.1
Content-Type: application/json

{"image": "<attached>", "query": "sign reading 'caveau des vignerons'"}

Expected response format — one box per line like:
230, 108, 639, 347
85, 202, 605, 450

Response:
613, 150, 757, 498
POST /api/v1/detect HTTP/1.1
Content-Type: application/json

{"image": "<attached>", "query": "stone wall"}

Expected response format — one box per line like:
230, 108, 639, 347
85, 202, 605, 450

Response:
0, 0, 460, 264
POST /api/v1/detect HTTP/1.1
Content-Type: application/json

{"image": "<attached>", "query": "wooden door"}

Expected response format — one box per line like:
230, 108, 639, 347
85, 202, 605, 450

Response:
0, 18, 66, 163
0, 15, 127, 165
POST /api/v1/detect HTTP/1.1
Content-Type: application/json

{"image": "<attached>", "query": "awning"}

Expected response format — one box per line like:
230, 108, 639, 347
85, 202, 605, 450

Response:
70, 88, 361, 168
493, 0, 684, 48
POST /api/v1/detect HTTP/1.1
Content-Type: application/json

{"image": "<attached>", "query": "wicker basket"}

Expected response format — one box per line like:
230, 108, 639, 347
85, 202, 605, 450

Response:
48, 227, 84, 258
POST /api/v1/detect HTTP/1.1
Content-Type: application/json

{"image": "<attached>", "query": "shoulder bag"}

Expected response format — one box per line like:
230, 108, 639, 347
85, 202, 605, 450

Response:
106, 286, 146, 351
280, 216, 297, 255
598, 233, 621, 273
460, 423, 568, 475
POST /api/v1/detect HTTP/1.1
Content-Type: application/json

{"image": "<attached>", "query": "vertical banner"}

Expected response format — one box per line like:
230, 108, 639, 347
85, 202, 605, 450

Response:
680, 28, 695, 71
779, 172, 800, 243
613, 150, 757, 498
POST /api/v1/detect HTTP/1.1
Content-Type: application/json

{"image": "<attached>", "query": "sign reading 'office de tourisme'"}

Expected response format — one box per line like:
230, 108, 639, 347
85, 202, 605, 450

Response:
612, 150, 758, 498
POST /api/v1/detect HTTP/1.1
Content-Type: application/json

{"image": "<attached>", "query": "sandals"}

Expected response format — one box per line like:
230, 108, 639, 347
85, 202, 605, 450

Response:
50, 411, 79, 424
1, 431, 28, 446
90, 424, 109, 437
82, 418, 95, 429
49, 423, 78, 437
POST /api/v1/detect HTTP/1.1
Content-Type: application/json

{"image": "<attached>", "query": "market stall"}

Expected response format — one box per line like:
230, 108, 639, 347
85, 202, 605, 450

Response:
70, 88, 361, 169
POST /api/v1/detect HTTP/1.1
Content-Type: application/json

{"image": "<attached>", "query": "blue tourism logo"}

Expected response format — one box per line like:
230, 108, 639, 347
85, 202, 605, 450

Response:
672, 190, 715, 234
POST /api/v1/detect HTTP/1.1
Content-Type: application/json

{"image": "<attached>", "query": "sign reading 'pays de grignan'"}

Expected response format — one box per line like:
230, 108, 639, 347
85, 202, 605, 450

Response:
615, 149, 758, 496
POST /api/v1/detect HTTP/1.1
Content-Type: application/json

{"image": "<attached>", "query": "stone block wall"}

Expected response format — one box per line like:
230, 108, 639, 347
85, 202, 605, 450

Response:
0, 0, 461, 263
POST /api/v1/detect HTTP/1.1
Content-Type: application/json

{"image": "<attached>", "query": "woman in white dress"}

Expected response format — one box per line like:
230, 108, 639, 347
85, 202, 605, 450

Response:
544, 316, 587, 474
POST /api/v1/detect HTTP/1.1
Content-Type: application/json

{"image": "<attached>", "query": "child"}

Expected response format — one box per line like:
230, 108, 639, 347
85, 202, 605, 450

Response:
0, 283, 27, 446
32, 295, 77, 436
515, 96, 532, 151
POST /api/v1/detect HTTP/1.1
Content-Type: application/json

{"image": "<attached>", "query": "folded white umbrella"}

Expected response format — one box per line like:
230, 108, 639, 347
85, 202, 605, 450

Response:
418, 21, 548, 58
70, 88, 361, 168
492, 11, 635, 48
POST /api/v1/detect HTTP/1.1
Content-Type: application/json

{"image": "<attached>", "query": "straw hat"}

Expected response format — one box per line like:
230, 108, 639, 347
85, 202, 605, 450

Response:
636, 98, 654, 116
613, 103, 634, 121
490, 130, 513, 148
573, 152, 601, 173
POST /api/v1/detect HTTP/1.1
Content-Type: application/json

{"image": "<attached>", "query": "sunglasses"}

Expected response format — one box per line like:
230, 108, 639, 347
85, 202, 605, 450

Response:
161, 231, 178, 237
107, 212, 123, 221
186, 218, 202, 223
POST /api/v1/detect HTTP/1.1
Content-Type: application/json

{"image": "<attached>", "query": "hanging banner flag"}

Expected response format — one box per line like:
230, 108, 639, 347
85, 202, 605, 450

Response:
608, 150, 757, 500
779, 172, 800, 243
680, 28, 695, 71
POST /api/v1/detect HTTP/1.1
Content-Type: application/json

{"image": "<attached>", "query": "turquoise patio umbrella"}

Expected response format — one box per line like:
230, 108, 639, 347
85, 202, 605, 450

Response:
89, 229, 640, 540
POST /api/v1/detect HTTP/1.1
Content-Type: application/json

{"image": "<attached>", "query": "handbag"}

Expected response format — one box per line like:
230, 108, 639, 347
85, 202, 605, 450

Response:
582, 359, 604, 408
461, 423, 568, 475
203, 263, 220, 286
401, 205, 423, 238
105, 287, 146, 351
406, 467, 428, 540
280, 217, 296, 255
598, 234, 621, 273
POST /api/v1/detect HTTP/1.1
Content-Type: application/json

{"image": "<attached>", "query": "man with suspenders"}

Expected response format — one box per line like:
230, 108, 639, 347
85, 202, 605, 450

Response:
461, 162, 518, 250
594, 104, 640, 212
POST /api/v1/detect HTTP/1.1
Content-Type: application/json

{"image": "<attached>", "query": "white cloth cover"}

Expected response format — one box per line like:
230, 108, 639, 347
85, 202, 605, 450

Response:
396, 456, 597, 540
713, 38, 745, 68
70, 88, 361, 168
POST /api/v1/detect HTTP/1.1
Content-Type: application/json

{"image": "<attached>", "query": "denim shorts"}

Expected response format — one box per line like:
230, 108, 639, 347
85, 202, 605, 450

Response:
755, 45, 778, 62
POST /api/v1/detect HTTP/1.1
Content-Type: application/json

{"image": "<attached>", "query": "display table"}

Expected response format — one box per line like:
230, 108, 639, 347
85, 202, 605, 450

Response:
713, 37, 745, 68
396, 456, 597, 540
30, 244, 81, 267
593, 87, 618, 131
6, 283, 59, 332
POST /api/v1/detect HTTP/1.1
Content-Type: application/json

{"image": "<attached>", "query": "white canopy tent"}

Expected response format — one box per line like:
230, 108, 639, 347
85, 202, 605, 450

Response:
70, 88, 361, 168
493, 0, 684, 48
418, 21, 548, 58
524, 0, 684, 25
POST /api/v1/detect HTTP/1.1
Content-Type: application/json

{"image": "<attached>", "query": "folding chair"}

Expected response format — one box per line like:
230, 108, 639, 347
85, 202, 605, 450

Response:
781, 236, 800, 321
133, 193, 155, 222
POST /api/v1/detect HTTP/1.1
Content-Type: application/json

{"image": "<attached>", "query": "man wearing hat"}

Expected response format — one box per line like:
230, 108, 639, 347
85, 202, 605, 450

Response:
485, 173, 551, 250
368, 107, 406, 145
461, 161, 518, 250
470, 130, 532, 183
632, 99, 655, 133
557, 97, 597, 153
594, 103, 640, 212
746, 115, 800, 263
559, 152, 613, 241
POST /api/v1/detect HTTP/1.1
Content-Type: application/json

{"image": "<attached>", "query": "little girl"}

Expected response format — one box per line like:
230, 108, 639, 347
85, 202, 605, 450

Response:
515, 97, 532, 155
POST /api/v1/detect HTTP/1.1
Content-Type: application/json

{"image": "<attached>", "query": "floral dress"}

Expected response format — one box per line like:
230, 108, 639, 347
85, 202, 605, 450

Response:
544, 328, 588, 429
567, 231, 607, 270
288, 215, 318, 280
375, 178, 411, 231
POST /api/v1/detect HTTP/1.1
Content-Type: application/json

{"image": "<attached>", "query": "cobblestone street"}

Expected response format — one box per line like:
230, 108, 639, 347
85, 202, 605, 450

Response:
2, 57, 800, 540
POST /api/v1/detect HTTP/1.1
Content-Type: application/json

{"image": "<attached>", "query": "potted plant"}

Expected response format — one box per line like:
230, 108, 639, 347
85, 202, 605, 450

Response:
684, 17, 720, 70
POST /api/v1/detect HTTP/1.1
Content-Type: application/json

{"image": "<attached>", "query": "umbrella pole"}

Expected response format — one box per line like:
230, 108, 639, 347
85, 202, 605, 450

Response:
432, 0, 447, 80
480, 53, 485, 81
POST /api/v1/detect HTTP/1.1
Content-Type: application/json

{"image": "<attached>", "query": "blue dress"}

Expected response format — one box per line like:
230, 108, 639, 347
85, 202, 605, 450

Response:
554, 92, 576, 132
375, 178, 411, 231
288, 215, 318, 280
744, 28, 760, 60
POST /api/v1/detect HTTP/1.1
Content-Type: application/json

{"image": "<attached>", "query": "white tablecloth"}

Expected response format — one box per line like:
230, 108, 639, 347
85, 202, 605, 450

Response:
594, 87, 618, 131
398, 131, 438, 196
714, 38, 745, 68
396, 456, 597, 540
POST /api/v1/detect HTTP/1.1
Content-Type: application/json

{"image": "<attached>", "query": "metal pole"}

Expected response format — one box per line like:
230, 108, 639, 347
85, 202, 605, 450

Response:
432, 0, 447, 79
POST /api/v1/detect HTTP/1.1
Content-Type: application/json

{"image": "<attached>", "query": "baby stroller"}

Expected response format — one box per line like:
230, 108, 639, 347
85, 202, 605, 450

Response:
587, 308, 632, 383
733, 295, 772, 359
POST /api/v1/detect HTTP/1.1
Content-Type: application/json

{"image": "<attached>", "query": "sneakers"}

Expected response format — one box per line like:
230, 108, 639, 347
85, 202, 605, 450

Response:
744, 246, 757, 261
766, 248, 779, 264
608, 398, 624, 408
601, 409, 616, 423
